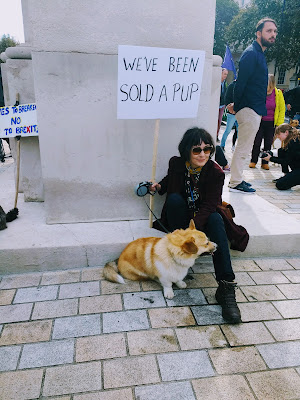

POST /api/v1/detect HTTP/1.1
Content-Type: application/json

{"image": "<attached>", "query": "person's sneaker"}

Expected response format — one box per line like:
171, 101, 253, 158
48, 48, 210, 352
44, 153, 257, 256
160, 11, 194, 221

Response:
229, 181, 256, 193
223, 166, 230, 173
242, 180, 252, 187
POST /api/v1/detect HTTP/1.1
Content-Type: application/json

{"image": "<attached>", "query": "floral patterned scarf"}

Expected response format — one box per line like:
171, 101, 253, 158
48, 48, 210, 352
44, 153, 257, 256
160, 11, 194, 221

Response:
185, 161, 202, 215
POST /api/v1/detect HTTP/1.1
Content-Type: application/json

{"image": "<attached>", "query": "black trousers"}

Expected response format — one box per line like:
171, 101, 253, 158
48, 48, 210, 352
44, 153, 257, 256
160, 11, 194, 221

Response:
165, 193, 235, 282
276, 168, 300, 190
251, 120, 275, 164
215, 145, 228, 168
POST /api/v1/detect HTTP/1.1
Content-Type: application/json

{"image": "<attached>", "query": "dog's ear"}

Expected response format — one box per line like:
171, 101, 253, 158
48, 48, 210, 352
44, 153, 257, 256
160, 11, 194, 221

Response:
189, 219, 196, 230
182, 240, 198, 254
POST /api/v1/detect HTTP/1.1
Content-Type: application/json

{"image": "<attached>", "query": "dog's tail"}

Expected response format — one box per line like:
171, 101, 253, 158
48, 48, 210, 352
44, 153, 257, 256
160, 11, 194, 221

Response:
103, 260, 125, 284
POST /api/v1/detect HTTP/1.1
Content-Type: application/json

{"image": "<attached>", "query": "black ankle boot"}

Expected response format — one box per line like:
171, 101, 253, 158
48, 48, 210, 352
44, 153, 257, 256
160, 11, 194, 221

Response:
215, 280, 241, 324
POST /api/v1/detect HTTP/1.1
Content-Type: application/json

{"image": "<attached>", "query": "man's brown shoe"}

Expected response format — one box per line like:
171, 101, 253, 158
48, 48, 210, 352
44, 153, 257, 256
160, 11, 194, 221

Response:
261, 164, 269, 170
249, 162, 256, 168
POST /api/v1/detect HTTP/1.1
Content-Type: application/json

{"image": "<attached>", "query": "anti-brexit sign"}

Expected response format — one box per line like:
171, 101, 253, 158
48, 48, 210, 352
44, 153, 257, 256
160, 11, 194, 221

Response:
117, 45, 205, 120
0, 104, 38, 138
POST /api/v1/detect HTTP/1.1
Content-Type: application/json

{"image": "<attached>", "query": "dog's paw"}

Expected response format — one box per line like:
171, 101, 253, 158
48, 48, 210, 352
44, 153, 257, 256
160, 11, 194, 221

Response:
175, 280, 187, 289
163, 287, 174, 299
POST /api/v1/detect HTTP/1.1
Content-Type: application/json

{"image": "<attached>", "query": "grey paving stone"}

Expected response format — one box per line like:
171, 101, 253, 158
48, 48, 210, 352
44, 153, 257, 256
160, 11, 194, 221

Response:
19, 339, 74, 369
221, 322, 274, 346
282, 270, 300, 283
74, 388, 133, 400
175, 326, 227, 350
0, 369, 44, 400
0, 345, 21, 371
191, 305, 226, 325
272, 299, 300, 318
104, 355, 159, 388
0, 303, 33, 323
157, 350, 214, 381
0, 273, 41, 289
135, 381, 196, 400
43, 361, 102, 396
234, 272, 256, 286
76, 333, 126, 362
127, 328, 179, 355
0, 289, 15, 305
192, 375, 256, 400
59, 281, 100, 299
32, 298, 78, 320
241, 285, 285, 301
238, 302, 282, 322
277, 283, 300, 299
103, 310, 149, 333
52, 314, 101, 339
231, 259, 261, 272
257, 341, 300, 368
192, 262, 214, 273
14, 285, 58, 303
209, 346, 266, 374
246, 369, 300, 400
254, 258, 294, 271
287, 258, 300, 269
265, 319, 300, 341
248, 271, 289, 285
41, 269, 81, 285
166, 289, 207, 306
123, 291, 166, 309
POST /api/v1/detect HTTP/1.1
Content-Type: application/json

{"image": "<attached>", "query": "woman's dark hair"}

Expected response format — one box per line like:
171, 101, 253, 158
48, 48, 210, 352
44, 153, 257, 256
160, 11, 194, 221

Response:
178, 127, 215, 162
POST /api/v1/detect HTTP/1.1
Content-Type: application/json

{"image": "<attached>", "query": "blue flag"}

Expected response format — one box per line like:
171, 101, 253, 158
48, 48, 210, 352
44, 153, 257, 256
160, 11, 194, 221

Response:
222, 45, 237, 79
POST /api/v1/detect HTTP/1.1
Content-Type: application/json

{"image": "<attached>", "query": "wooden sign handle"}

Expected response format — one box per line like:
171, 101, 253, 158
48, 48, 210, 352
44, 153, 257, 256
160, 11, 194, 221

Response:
149, 119, 160, 227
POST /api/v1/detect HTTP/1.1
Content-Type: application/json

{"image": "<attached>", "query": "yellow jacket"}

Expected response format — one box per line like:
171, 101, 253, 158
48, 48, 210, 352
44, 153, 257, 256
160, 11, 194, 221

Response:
274, 87, 285, 126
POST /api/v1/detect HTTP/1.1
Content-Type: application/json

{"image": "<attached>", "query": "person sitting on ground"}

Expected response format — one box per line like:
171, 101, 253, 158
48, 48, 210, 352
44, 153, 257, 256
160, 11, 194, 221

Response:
249, 74, 285, 170
262, 123, 300, 190
150, 127, 250, 324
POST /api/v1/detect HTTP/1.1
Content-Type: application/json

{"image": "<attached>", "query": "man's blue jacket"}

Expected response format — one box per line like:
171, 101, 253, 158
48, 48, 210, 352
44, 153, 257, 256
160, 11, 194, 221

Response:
233, 41, 268, 116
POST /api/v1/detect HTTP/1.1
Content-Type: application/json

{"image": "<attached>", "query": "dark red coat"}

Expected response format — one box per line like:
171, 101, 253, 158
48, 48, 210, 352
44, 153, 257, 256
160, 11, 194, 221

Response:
153, 156, 249, 252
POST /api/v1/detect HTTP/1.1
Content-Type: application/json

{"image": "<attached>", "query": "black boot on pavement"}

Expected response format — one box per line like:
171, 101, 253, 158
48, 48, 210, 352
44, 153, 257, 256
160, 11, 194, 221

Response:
215, 280, 241, 324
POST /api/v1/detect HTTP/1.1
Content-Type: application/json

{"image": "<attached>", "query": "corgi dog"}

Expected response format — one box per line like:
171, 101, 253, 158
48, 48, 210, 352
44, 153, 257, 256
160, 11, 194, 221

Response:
103, 220, 216, 299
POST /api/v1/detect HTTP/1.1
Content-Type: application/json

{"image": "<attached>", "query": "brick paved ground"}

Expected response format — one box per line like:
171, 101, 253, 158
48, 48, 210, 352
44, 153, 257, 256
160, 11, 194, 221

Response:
1, 258, 300, 399
1, 128, 300, 399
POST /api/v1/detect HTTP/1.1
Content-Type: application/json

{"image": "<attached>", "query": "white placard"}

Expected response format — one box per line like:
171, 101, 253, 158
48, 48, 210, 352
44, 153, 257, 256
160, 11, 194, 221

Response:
117, 45, 205, 119
0, 104, 38, 138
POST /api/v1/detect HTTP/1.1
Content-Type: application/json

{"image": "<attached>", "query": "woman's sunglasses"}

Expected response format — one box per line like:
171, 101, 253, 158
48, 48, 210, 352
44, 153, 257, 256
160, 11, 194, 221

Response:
192, 145, 213, 155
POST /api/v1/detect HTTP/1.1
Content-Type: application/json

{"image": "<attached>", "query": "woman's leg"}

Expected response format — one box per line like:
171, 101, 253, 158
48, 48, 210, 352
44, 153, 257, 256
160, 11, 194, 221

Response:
276, 169, 300, 190
215, 146, 228, 168
204, 212, 240, 323
232, 122, 238, 148
204, 212, 235, 282
165, 193, 190, 231
220, 113, 236, 149
262, 121, 275, 165
277, 148, 289, 174
250, 121, 264, 164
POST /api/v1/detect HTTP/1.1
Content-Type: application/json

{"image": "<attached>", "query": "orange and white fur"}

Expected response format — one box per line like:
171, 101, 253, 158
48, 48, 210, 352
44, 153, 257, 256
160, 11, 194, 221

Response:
103, 220, 216, 299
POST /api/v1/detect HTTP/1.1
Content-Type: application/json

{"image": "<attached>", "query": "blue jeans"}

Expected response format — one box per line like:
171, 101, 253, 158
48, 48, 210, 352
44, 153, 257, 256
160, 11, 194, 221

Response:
165, 193, 235, 282
220, 113, 238, 148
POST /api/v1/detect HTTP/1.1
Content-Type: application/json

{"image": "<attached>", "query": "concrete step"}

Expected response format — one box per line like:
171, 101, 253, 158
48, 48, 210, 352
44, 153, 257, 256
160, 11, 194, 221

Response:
1, 164, 300, 275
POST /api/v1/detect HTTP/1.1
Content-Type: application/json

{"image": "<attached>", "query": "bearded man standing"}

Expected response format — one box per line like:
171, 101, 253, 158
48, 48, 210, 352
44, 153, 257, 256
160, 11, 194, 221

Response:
228, 17, 278, 193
